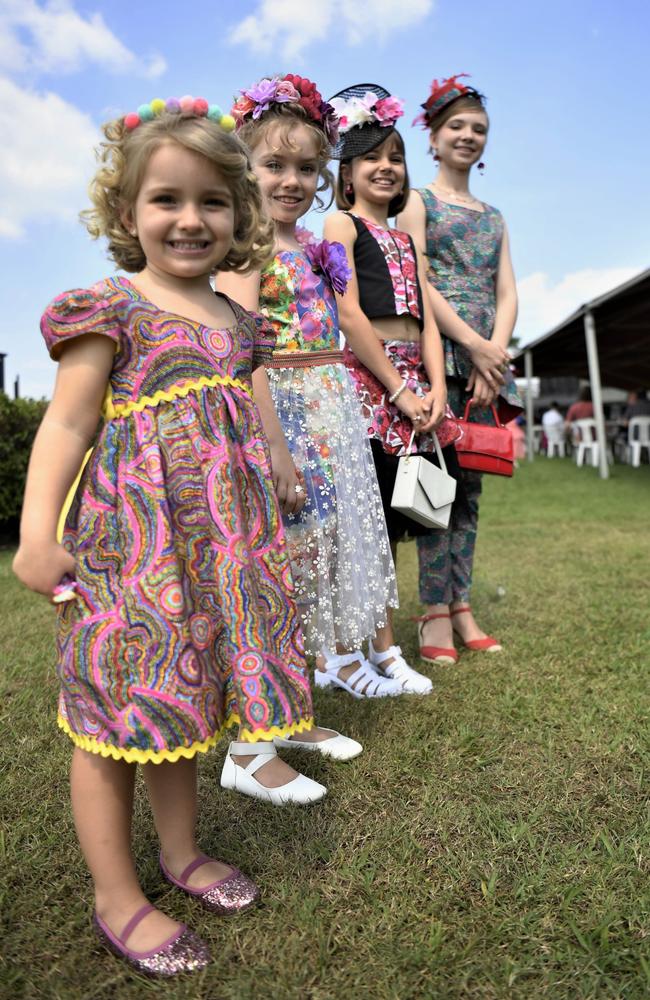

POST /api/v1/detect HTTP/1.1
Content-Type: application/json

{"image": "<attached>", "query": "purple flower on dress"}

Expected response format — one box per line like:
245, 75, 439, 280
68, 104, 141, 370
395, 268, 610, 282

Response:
243, 78, 279, 119
304, 239, 351, 294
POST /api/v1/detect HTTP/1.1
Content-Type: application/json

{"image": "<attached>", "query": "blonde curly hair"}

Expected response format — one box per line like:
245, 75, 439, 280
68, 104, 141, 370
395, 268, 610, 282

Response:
82, 114, 274, 273
237, 104, 334, 211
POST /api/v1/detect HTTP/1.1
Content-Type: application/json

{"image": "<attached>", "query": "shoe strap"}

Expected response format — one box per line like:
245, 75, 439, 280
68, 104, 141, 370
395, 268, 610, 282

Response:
346, 660, 391, 696
450, 605, 471, 617
323, 649, 364, 672
230, 740, 277, 757
369, 643, 401, 667
120, 904, 156, 947
178, 853, 212, 886
410, 612, 451, 623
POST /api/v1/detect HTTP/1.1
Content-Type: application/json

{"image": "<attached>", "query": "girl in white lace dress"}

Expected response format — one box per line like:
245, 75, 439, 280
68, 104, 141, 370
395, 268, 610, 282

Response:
220, 74, 429, 697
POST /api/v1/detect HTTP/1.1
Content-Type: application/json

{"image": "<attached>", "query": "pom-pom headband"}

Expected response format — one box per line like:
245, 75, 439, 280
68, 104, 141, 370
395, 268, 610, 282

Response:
124, 96, 236, 132
231, 75, 339, 146
413, 74, 484, 129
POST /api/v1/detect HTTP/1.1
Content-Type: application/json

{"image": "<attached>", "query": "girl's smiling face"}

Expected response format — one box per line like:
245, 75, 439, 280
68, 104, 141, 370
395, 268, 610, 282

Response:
431, 110, 489, 170
123, 141, 236, 281
251, 122, 320, 226
343, 133, 406, 207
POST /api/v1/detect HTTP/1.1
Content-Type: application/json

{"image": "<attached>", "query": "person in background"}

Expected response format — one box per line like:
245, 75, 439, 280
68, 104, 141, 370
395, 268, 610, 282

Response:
565, 386, 594, 425
541, 401, 564, 430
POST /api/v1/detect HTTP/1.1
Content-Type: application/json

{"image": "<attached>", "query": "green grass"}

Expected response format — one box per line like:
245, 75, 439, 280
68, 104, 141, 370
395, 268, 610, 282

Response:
2, 458, 649, 999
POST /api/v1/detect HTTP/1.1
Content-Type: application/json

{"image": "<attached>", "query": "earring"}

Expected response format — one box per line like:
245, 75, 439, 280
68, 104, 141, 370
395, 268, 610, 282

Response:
345, 183, 353, 195
478, 161, 486, 175
433, 152, 440, 162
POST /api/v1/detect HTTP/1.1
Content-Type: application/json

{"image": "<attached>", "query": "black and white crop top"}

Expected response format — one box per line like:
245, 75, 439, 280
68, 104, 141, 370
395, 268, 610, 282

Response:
346, 213, 424, 331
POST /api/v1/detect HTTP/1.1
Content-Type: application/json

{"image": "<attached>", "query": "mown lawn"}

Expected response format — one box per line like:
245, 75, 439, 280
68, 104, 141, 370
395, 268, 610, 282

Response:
1, 458, 649, 999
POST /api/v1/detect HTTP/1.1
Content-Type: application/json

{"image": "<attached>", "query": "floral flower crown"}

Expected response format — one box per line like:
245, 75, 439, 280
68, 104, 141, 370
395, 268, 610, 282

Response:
329, 90, 404, 135
123, 95, 236, 132
413, 74, 484, 129
231, 75, 339, 146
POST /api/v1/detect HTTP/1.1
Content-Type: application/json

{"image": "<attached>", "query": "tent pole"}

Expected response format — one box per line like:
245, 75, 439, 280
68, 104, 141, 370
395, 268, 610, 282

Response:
584, 311, 609, 479
524, 350, 535, 461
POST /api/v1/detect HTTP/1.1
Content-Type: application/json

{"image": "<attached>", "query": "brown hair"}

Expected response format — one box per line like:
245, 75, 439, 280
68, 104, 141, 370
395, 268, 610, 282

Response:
335, 130, 410, 218
238, 103, 334, 211
82, 114, 274, 273
428, 94, 489, 137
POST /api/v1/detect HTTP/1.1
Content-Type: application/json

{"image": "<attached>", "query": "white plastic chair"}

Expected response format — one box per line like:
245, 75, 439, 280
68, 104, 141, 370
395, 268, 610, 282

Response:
546, 424, 566, 458
628, 416, 650, 467
574, 419, 599, 467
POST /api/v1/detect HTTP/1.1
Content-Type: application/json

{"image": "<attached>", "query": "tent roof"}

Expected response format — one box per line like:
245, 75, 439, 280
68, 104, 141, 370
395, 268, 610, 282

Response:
518, 268, 650, 390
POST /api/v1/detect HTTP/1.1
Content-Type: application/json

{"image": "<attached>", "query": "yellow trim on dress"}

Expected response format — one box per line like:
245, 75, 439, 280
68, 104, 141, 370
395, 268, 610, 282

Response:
103, 373, 252, 420
57, 712, 315, 764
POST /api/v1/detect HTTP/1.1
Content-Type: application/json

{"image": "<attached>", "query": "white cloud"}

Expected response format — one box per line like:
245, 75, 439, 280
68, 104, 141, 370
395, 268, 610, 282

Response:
0, 76, 98, 238
229, 0, 433, 59
516, 267, 643, 344
0, 0, 166, 77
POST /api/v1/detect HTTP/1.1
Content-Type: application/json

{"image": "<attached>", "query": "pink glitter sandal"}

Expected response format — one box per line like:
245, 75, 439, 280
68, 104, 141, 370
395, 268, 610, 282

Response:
93, 903, 210, 977
160, 852, 260, 915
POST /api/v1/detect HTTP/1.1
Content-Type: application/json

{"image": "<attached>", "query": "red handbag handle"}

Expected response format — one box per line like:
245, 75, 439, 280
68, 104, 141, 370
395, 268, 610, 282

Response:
462, 401, 502, 426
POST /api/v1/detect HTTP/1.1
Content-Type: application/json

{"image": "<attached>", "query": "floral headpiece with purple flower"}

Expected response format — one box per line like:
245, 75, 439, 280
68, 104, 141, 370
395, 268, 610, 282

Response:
297, 228, 351, 295
231, 74, 339, 146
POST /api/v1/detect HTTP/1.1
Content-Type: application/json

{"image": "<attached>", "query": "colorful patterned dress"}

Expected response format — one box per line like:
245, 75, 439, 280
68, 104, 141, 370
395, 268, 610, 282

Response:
41, 276, 313, 762
417, 189, 522, 421
259, 239, 398, 655
415, 189, 522, 605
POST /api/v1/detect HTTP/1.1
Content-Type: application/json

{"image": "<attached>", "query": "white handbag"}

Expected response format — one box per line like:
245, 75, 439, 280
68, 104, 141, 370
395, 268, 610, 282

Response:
390, 432, 456, 529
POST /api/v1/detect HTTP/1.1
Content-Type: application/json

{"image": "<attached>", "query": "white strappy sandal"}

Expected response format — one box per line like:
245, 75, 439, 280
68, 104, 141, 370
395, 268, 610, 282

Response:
314, 650, 403, 699
220, 741, 327, 805
367, 640, 433, 695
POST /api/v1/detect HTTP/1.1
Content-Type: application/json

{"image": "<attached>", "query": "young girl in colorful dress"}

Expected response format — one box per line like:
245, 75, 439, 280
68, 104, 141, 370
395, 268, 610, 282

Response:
397, 75, 522, 662
219, 74, 411, 702
323, 83, 460, 692
13, 96, 327, 977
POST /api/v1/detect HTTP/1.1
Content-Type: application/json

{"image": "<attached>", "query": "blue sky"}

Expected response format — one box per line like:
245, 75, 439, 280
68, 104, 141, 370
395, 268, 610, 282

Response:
1, 0, 648, 398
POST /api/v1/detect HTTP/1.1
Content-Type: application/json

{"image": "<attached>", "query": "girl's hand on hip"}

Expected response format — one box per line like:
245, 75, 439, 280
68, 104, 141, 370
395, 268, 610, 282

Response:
469, 370, 498, 408
268, 440, 307, 516
13, 541, 76, 598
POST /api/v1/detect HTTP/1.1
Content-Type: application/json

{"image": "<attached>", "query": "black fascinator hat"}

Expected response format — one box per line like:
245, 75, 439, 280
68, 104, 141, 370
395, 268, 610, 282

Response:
328, 83, 405, 160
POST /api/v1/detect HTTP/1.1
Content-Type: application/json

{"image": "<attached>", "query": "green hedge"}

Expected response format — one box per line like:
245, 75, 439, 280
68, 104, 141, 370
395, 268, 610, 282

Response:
0, 393, 48, 538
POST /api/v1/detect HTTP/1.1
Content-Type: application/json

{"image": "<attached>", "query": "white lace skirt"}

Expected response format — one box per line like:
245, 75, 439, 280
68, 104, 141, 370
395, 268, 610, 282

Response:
267, 362, 398, 655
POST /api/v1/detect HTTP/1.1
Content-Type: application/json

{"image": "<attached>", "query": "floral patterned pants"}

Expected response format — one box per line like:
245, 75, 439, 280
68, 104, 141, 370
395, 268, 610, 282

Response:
416, 467, 482, 604
416, 378, 495, 605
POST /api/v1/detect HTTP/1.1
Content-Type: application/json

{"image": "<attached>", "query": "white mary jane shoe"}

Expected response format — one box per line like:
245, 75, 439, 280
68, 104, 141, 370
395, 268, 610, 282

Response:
368, 640, 433, 695
273, 729, 363, 761
220, 741, 327, 805
314, 649, 403, 699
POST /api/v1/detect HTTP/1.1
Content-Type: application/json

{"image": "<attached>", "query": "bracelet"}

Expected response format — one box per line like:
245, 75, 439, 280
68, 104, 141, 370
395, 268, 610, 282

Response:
388, 380, 407, 404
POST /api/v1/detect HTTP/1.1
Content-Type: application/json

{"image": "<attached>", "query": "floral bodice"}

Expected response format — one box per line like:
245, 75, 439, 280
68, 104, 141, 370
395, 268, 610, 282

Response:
258, 233, 348, 354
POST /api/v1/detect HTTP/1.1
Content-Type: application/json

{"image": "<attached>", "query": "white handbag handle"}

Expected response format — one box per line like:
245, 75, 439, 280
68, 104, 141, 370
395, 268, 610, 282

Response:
405, 429, 447, 472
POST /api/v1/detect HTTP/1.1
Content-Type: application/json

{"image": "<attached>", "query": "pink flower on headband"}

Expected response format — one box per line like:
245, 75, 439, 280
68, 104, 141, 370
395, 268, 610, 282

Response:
374, 96, 404, 127
275, 79, 301, 102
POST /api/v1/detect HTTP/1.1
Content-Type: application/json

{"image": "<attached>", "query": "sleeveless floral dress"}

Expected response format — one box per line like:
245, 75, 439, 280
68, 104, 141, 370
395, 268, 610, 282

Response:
417, 188, 522, 420
259, 239, 397, 655
41, 275, 313, 762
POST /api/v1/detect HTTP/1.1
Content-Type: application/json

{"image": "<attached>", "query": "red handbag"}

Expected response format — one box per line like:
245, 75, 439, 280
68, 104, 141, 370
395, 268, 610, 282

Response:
455, 402, 515, 477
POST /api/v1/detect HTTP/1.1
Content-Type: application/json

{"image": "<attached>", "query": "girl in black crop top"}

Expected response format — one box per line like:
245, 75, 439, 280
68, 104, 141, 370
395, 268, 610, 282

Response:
323, 88, 461, 691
